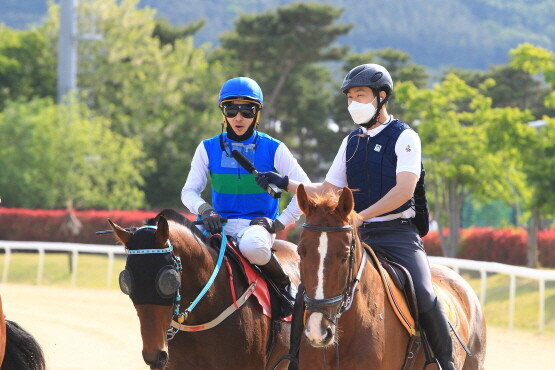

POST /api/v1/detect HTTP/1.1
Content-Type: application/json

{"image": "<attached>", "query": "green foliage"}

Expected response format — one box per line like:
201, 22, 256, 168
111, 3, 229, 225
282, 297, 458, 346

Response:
0, 98, 150, 209
0, 25, 56, 109
50, 0, 224, 206
152, 18, 205, 48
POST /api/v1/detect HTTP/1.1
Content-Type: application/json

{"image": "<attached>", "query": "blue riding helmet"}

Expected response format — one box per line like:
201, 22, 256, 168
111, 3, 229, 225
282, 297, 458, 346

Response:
218, 77, 264, 107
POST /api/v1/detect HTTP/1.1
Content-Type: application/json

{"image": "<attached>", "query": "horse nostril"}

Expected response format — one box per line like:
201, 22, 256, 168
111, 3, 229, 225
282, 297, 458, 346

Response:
325, 327, 334, 341
158, 350, 168, 364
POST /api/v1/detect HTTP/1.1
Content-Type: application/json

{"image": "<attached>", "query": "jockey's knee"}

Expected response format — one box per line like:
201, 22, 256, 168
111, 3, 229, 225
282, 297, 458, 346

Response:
238, 225, 273, 265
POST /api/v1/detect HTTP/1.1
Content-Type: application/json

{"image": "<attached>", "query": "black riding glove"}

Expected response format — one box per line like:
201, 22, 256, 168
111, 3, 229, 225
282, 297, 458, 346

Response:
201, 207, 222, 234
250, 217, 285, 234
255, 171, 289, 191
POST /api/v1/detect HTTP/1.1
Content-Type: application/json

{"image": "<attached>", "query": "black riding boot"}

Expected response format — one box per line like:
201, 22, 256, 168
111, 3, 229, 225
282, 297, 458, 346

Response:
420, 300, 456, 370
258, 254, 297, 318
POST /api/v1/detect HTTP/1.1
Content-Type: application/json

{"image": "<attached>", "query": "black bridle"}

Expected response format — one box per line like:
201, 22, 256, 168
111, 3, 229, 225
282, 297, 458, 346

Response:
301, 223, 361, 325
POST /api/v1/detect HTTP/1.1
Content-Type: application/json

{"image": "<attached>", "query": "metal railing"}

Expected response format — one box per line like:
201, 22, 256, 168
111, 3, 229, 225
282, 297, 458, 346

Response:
0, 240, 125, 288
1, 240, 554, 332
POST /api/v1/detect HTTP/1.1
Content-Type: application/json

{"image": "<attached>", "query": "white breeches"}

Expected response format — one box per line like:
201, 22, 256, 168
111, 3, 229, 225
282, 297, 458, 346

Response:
224, 218, 275, 265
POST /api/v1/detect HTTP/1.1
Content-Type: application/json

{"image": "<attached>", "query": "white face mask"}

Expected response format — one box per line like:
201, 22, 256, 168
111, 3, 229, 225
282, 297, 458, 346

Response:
348, 97, 377, 125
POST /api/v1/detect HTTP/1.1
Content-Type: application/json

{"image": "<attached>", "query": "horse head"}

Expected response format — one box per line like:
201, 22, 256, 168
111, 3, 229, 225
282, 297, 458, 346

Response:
297, 184, 360, 348
110, 215, 182, 370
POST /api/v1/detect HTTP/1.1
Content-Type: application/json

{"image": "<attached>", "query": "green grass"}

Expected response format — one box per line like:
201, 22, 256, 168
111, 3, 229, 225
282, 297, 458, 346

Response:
2, 252, 555, 336
0, 252, 126, 289
461, 270, 555, 336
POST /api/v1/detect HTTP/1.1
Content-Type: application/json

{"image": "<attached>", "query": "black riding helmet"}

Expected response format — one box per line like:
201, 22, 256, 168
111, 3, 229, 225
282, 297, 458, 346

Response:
341, 63, 393, 98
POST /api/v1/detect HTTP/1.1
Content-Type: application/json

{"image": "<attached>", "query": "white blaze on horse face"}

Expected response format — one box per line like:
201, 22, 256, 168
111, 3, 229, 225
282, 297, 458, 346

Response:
305, 232, 329, 342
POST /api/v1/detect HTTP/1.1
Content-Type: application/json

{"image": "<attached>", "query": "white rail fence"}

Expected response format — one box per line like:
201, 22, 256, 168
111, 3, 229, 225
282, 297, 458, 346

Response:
1, 241, 554, 332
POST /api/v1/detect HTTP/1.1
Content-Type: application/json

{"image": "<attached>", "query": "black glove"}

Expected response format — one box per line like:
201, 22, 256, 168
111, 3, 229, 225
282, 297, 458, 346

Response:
255, 171, 289, 191
250, 217, 285, 234
201, 208, 222, 234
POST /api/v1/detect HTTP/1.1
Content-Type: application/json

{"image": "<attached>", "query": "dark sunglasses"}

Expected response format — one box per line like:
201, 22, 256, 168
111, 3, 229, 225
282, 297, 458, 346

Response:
221, 104, 258, 119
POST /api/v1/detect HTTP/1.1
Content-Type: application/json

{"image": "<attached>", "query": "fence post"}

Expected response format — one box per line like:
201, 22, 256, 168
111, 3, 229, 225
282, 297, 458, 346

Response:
37, 248, 45, 285
539, 279, 545, 333
480, 269, 487, 304
71, 249, 78, 287
2, 247, 11, 283
509, 274, 516, 329
106, 251, 114, 289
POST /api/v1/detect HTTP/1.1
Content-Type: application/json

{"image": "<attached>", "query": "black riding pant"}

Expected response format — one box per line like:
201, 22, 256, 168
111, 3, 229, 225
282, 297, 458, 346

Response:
358, 219, 437, 314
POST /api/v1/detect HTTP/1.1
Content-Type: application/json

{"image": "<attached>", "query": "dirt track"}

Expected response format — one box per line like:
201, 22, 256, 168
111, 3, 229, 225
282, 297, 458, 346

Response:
1, 283, 554, 370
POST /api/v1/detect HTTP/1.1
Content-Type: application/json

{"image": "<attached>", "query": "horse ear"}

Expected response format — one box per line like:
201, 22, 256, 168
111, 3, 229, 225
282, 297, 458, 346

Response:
337, 187, 354, 218
155, 216, 170, 248
297, 184, 314, 215
109, 219, 131, 245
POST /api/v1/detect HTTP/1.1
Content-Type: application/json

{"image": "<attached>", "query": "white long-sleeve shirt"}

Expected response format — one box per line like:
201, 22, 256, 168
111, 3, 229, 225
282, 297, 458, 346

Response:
181, 139, 310, 227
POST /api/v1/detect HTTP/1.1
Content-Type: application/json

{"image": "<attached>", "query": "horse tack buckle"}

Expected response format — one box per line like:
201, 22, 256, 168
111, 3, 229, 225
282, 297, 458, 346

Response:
178, 311, 189, 323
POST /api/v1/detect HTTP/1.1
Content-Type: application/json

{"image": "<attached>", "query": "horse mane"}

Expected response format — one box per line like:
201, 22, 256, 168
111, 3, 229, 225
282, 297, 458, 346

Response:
3, 320, 46, 370
146, 209, 209, 244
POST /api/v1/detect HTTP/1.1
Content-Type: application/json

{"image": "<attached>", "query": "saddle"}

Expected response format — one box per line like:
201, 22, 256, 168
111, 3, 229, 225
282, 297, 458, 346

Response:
209, 236, 291, 322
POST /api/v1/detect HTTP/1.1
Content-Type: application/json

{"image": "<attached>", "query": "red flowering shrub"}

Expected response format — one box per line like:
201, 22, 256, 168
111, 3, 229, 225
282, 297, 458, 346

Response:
1, 207, 553, 266
0, 208, 194, 244
422, 231, 443, 256
539, 228, 555, 268
460, 227, 527, 265
459, 227, 497, 261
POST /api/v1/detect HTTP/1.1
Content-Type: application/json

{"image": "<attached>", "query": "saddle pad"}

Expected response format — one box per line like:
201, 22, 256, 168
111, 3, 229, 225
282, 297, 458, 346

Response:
365, 246, 416, 335
225, 242, 291, 322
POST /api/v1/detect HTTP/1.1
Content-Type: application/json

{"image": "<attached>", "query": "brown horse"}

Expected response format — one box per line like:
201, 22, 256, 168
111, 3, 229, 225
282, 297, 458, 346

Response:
109, 209, 300, 370
294, 185, 486, 369
0, 295, 45, 370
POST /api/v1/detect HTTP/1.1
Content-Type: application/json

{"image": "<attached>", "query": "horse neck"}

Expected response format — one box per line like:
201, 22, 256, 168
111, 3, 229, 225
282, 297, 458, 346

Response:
174, 231, 238, 319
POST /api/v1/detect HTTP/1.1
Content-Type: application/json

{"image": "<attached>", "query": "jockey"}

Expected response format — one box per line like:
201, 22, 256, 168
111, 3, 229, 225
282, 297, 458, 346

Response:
255, 64, 455, 369
181, 77, 310, 318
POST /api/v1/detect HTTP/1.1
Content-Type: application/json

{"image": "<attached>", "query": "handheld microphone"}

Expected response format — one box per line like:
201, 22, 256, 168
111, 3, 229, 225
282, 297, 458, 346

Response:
231, 150, 282, 199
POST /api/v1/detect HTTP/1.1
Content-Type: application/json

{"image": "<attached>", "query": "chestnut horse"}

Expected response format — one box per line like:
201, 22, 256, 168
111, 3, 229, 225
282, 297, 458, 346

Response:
109, 209, 299, 370
294, 185, 486, 369
0, 295, 45, 370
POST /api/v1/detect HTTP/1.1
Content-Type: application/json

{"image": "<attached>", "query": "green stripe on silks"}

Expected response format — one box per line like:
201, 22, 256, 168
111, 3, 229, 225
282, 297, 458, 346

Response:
211, 173, 266, 194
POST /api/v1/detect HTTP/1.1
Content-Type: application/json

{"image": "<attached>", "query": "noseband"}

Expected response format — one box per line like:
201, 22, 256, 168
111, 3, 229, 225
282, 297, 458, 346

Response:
301, 223, 367, 325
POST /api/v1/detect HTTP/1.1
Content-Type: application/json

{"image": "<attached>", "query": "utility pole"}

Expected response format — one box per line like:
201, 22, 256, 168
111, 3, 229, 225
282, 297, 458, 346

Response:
57, 0, 102, 104
57, 0, 78, 103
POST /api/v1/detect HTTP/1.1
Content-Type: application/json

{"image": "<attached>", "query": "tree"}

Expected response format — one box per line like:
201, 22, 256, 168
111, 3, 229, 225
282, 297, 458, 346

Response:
46, 0, 225, 207
0, 98, 150, 209
396, 75, 532, 257
218, 2, 351, 122
0, 25, 56, 110
510, 43, 555, 267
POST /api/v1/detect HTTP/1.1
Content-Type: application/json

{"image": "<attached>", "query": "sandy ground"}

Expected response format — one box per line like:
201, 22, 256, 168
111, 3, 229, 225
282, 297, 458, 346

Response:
1, 284, 554, 370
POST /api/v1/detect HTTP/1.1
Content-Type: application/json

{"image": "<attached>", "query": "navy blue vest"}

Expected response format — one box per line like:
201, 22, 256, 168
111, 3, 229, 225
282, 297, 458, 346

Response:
345, 120, 413, 215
